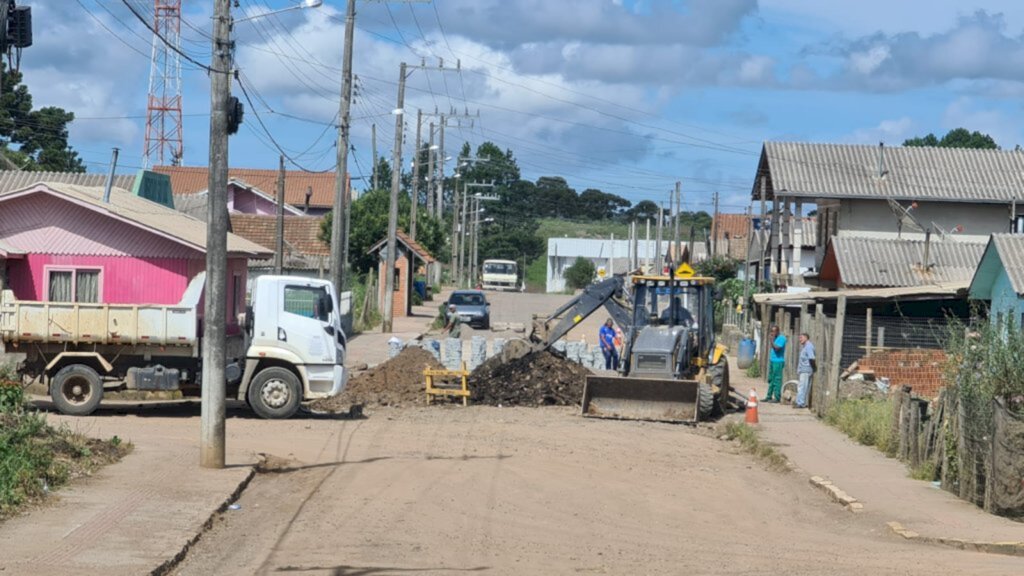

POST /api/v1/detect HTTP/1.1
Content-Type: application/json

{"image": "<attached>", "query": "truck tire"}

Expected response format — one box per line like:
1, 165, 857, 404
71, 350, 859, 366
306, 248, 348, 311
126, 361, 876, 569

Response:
708, 358, 730, 415
50, 364, 103, 416
697, 382, 714, 421
247, 367, 301, 419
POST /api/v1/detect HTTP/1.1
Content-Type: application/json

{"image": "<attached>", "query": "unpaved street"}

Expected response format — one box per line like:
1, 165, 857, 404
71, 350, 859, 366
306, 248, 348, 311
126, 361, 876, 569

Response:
168, 406, 1023, 576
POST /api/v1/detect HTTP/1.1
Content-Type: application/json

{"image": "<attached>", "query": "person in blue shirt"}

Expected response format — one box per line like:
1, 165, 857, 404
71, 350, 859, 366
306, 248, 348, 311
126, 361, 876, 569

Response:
794, 332, 816, 409
599, 318, 619, 370
765, 325, 786, 402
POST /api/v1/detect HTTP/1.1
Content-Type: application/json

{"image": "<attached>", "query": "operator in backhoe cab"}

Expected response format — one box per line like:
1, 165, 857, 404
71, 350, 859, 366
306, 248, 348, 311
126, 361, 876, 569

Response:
660, 296, 694, 327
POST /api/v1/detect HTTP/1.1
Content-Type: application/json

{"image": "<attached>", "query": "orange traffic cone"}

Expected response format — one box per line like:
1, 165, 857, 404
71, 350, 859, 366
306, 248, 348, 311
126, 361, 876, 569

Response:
745, 389, 759, 425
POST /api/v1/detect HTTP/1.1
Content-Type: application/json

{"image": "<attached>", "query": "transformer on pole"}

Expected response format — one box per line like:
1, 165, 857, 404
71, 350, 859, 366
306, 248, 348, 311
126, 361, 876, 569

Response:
143, 0, 183, 169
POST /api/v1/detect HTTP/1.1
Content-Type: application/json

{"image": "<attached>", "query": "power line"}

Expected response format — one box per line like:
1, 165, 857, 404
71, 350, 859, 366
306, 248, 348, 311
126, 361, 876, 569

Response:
118, 0, 222, 73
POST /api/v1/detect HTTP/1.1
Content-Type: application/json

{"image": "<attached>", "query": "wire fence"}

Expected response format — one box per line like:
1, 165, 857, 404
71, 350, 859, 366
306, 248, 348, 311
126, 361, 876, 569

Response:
840, 315, 954, 368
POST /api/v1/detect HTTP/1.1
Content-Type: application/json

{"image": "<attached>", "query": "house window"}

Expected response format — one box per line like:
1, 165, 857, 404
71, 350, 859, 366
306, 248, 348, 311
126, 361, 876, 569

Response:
47, 268, 101, 303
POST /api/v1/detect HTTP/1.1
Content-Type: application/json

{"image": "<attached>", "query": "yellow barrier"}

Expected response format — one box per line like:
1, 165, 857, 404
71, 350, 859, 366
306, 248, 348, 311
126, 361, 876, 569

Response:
424, 363, 471, 406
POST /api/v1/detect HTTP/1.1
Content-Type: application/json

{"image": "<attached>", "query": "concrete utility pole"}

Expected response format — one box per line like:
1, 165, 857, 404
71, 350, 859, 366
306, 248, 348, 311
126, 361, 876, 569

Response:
409, 109, 422, 240
460, 183, 468, 286
426, 121, 435, 217
201, 0, 231, 470
655, 203, 663, 273
712, 190, 719, 257
645, 218, 651, 270
436, 115, 445, 218
673, 182, 681, 265
382, 62, 407, 333
450, 177, 461, 283
275, 155, 285, 275
330, 0, 357, 296
371, 123, 377, 191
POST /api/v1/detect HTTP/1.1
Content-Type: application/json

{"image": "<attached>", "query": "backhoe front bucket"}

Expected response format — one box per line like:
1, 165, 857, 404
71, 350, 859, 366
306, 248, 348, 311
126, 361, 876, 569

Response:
581, 375, 702, 423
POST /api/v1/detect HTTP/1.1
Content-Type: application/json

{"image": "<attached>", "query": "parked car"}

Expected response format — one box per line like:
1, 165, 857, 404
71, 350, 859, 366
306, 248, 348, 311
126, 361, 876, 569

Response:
446, 290, 491, 329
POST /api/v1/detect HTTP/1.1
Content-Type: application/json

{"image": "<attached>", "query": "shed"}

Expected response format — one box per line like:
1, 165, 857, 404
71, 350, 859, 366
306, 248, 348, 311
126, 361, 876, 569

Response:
969, 234, 1024, 326
0, 182, 270, 335
369, 231, 435, 320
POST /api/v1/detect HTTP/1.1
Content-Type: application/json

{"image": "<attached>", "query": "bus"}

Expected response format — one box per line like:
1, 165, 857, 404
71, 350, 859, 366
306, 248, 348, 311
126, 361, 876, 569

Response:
481, 259, 519, 291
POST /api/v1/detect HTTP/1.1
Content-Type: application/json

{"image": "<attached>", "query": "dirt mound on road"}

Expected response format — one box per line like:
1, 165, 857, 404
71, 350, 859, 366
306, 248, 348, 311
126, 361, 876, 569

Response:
311, 346, 442, 411
469, 349, 590, 406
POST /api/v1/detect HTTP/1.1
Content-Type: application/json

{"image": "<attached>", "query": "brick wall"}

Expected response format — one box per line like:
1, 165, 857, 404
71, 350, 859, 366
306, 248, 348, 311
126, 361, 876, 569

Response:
378, 253, 410, 319
857, 348, 948, 399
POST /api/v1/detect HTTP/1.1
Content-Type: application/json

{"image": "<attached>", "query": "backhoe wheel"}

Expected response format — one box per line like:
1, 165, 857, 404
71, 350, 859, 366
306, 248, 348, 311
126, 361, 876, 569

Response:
697, 382, 714, 421
708, 357, 731, 415
248, 367, 302, 419
50, 364, 103, 416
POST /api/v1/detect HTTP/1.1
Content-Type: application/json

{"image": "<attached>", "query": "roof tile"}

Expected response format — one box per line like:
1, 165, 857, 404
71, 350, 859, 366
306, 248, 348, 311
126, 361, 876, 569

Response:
154, 166, 343, 209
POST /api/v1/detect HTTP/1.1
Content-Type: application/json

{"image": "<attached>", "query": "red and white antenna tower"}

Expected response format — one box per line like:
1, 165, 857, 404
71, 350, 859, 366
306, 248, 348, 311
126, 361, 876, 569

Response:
143, 0, 183, 168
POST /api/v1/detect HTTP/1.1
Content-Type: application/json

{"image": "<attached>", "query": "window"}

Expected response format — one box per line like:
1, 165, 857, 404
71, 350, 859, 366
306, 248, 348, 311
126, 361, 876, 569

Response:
283, 285, 330, 322
46, 268, 101, 303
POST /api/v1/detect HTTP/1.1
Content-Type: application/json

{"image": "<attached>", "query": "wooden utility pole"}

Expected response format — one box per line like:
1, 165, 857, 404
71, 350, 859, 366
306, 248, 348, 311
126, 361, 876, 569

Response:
371, 123, 377, 191
409, 109, 422, 240
201, 0, 231, 470
330, 0, 357, 295
274, 155, 285, 274
382, 62, 407, 333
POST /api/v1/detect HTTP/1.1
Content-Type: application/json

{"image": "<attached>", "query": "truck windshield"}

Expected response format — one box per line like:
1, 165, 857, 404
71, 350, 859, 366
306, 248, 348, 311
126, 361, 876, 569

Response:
483, 262, 516, 275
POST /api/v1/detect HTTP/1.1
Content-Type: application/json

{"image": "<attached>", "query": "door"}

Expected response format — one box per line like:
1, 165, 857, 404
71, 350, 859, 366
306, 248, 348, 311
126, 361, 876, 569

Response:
278, 283, 338, 377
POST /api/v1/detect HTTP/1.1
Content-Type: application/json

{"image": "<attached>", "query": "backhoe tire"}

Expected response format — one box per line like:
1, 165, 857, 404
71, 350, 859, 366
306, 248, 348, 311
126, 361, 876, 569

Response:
50, 364, 103, 416
697, 382, 714, 421
708, 357, 731, 415
248, 367, 302, 420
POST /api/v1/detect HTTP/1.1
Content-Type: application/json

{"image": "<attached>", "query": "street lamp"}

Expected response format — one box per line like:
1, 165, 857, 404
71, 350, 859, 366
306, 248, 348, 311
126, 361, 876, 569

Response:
235, 0, 322, 23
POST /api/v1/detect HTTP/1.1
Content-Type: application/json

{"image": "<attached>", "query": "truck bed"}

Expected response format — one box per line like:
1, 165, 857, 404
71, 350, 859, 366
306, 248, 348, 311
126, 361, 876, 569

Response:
1, 290, 197, 347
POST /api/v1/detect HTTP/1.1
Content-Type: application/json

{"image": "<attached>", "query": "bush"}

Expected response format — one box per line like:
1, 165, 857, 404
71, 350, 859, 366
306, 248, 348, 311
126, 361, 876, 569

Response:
825, 398, 896, 456
745, 360, 761, 379
564, 257, 596, 290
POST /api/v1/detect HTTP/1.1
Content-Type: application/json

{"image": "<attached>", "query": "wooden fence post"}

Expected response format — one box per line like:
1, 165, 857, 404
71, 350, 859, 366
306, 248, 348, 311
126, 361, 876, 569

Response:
828, 295, 847, 411
866, 307, 873, 358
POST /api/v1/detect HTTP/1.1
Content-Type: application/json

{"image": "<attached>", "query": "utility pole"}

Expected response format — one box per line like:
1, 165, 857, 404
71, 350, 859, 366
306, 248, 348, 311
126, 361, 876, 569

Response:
655, 203, 663, 273
450, 177, 461, 284
201, 0, 231, 470
371, 123, 377, 191
409, 109, 422, 240
460, 182, 468, 286
330, 0, 356, 297
382, 62, 407, 333
433, 116, 445, 285
645, 218, 651, 271
426, 121, 435, 217
274, 154, 285, 275
712, 191, 719, 258
673, 182, 681, 266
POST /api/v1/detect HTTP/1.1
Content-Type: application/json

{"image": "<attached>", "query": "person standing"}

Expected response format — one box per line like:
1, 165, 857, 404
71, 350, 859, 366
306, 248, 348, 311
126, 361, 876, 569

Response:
794, 332, 816, 409
599, 318, 619, 370
764, 324, 786, 402
442, 304, 462, 339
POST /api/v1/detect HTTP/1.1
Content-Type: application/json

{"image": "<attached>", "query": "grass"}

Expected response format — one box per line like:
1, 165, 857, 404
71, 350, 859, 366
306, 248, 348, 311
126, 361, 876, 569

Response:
824, 397, 897, 457
722, 422, 790, 472
0, 382, 131, 519
524, 256, 547, 292
535, 218, 630, 241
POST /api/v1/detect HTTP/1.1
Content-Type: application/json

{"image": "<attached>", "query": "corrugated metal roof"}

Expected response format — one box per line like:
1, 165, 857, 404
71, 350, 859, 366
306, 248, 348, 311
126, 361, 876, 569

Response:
829, 236, 985, 288
757, 142, 1024, 203
754, 281, 968, 305
0, 238, 25, 256
990, 234, 1024, 294
0, 183, 271, 257
0, 171, 136, 194
751, 217, 817, 248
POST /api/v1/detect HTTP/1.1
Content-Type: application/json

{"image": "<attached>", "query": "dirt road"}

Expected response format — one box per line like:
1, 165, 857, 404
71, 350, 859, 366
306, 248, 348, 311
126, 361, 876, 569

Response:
168, 406, 1023, 576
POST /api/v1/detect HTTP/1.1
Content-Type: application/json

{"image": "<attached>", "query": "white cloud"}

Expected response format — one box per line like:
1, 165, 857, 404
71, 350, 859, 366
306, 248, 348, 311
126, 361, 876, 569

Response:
846, 117, 915, 145
849, 45, 890, 75
941, 98, 1021, 148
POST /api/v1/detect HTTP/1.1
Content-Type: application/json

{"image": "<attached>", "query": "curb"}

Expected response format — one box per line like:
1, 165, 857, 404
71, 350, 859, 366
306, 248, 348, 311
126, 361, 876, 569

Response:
149, 467, 257, 576
887, 522, 1024, 558
809, 476, 864, 513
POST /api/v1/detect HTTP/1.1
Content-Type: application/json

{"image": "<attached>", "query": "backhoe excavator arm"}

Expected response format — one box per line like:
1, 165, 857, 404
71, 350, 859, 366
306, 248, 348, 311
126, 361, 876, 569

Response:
531, 277, 632, 348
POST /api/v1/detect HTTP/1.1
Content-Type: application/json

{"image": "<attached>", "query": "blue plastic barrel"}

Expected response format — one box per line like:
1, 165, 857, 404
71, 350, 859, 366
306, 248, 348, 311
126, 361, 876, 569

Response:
737, 338, 756, 369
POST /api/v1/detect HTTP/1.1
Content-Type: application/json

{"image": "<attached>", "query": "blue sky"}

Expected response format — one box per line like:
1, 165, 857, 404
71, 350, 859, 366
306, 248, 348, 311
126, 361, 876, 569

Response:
23, 1, 1024, 214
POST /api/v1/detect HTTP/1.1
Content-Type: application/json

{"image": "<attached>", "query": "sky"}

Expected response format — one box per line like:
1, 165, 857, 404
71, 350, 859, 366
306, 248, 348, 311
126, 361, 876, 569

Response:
21, 0, 1024, 214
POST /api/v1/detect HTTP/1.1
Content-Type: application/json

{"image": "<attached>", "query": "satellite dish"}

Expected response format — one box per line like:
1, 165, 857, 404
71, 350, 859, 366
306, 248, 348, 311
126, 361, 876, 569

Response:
930, 222, 964, 240
887, 199, 924, 237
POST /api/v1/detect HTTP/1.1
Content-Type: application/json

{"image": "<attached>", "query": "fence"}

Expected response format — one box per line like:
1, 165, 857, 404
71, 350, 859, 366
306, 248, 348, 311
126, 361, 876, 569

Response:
840, 315, 951, 368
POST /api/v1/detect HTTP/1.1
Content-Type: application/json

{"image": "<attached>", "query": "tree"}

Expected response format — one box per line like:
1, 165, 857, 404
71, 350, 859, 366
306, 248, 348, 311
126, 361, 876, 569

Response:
626, 200, 659, 222
0, 64, 84, 172
695, 255, 741, 282
577, 188, 631, 220
903, 128, 998, 150
535, 176, 577, 218
320, 188, 446, 274
564, 257, 595, 290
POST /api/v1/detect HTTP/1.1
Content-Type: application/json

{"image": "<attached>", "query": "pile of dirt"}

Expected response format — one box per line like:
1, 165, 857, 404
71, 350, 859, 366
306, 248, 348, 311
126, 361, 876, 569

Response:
311, 346, 443, 412
469, 349, 591, 406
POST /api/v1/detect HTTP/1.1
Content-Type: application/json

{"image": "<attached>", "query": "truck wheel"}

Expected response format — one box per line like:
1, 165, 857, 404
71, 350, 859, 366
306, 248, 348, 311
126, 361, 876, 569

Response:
247, 367, 301, 419
50, 364, 103, 416
708, 358, 730, 415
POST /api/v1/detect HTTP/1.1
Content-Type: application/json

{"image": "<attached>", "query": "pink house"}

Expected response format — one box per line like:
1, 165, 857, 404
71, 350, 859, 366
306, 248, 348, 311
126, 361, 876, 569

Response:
0, 182, 271, 334
173, 179, 308, 220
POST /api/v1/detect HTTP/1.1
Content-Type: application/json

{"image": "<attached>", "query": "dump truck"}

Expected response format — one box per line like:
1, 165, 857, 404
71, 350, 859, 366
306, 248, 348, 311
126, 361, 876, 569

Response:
531, 271, 733, 423
0, 274, 347, 419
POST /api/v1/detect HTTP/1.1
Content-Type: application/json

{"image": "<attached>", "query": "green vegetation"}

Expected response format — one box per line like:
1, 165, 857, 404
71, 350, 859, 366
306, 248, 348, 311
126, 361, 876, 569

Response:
535, 218, 629, 241
903, 128, 998, 150
745, 360, 761, 379
723, 422, 789, 472
825, 398, 896, 457
351, 272, 381, 332
525, 255, 547, 292
564, 257, 596, 290
0, 63, 85, 171
1, 375, 131, 518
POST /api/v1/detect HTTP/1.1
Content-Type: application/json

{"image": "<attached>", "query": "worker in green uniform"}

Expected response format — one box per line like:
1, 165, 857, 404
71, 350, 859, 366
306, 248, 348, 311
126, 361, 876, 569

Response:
764, 324, 786, 403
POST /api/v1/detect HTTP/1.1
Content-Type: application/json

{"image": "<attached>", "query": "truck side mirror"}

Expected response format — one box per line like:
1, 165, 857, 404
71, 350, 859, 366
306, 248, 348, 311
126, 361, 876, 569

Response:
322, 295, 334, 314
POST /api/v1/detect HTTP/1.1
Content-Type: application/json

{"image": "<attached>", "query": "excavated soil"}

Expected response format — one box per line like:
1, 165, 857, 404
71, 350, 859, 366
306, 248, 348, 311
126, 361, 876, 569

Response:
469, 349, 591, 406
311, 346, 443, 411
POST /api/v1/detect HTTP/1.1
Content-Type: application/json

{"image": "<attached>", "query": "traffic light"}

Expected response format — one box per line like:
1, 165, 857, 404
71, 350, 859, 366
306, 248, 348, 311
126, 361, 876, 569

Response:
8, 5, 30, 49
